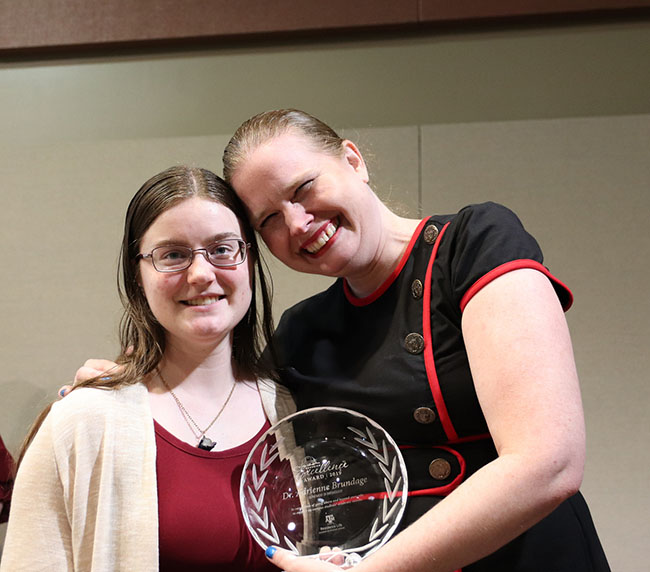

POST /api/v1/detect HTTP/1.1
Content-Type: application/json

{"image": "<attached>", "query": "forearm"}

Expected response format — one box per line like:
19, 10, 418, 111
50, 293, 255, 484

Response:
356, 451, 581, 572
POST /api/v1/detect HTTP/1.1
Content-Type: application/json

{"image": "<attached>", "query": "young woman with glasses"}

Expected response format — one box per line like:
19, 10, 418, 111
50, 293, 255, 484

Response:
1, 166, 294, 571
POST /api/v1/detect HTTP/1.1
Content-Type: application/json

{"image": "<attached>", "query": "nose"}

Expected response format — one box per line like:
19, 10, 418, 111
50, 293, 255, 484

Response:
185, 251, 216, 284
284, 203, 313, 236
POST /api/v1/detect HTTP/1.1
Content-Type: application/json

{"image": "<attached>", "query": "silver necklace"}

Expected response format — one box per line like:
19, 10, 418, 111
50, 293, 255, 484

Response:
157, 370, 236, 451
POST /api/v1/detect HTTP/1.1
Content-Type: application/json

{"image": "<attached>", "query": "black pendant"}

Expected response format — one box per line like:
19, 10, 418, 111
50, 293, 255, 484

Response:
198, 436, 216, 451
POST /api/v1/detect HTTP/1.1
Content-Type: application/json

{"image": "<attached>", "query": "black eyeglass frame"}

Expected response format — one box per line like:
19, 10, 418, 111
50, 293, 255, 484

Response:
136, 238, 251, 273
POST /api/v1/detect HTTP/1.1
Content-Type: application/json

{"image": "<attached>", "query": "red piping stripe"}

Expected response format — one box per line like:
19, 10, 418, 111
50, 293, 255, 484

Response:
459, 259, 574, 313
344, 218, 429, 306
337, 445, 467, 502
422, 222, 459, 442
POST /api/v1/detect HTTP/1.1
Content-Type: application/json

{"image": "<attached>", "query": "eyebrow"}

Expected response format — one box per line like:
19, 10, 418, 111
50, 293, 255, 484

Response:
150, 232, 242, 249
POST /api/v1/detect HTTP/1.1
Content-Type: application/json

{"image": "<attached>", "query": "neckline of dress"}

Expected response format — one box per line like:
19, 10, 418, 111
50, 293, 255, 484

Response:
343, 217, 430, 307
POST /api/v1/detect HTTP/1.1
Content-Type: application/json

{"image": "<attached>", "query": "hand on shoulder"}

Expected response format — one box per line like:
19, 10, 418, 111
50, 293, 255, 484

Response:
58, 357, 123, 398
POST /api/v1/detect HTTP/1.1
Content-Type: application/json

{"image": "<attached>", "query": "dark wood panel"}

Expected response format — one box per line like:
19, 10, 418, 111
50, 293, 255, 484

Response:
0, 0, 417, 51
418, 0, 650, 21
0, 0, 648, 55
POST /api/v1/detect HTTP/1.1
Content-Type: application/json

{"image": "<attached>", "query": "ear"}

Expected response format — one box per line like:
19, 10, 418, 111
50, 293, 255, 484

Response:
342, 140, 369, 183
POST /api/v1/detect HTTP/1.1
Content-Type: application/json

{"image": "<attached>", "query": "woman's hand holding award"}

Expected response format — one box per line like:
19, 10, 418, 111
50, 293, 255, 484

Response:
241, 407, 408, 568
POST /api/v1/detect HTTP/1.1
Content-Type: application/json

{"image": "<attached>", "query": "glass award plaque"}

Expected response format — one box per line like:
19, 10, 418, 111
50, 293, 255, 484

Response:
240, 407, 408, 567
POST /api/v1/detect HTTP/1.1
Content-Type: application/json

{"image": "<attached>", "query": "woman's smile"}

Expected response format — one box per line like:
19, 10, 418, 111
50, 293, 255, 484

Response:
180, 294, 226, 307
301, 219, 339, 255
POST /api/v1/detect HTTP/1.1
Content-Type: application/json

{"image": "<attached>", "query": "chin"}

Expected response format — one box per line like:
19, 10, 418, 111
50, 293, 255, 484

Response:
181, 322, 233, 344
310, 252, 355, 278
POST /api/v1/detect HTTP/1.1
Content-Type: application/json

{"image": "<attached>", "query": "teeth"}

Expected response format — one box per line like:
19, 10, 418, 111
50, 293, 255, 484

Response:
305, 222, 337, 254
185, 296, 220, 306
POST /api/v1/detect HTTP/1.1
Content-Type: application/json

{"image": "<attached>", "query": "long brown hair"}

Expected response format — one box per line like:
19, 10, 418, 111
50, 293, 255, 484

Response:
18, 166, 275, 468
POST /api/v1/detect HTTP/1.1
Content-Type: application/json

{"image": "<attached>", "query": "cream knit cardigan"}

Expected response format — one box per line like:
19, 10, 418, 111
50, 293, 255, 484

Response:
0, 379, 295, 571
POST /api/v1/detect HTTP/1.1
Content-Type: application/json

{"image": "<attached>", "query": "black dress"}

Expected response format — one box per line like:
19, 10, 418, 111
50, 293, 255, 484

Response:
272, 202, 610, 571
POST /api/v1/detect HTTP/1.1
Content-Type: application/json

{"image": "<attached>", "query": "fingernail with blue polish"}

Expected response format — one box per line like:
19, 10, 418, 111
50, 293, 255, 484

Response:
59, 389, 66, 397
265, 546, 277, 559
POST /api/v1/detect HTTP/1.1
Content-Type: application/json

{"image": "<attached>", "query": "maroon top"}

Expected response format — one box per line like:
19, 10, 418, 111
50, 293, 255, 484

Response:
155, 419, 276, 571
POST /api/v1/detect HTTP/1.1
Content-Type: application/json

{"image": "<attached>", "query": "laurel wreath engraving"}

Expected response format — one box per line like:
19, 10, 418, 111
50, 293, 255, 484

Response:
347, 425, 403, 548
244, 424, 404, 565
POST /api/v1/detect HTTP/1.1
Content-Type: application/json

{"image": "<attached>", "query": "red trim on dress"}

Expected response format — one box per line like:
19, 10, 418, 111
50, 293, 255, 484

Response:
344, 218, 430, 307
459, 259, 574, 313
422, 222, 459, 442
334, 444, 468, 505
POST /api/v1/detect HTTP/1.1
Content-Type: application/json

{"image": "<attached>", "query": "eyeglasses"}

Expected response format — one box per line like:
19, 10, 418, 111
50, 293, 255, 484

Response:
137, 238, 251, 273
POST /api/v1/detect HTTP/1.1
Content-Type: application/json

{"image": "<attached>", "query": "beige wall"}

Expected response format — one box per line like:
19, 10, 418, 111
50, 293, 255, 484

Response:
1, 20, 649, 569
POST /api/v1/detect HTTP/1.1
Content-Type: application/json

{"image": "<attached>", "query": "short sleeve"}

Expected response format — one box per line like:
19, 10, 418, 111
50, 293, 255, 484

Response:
444, 202, 572, 312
